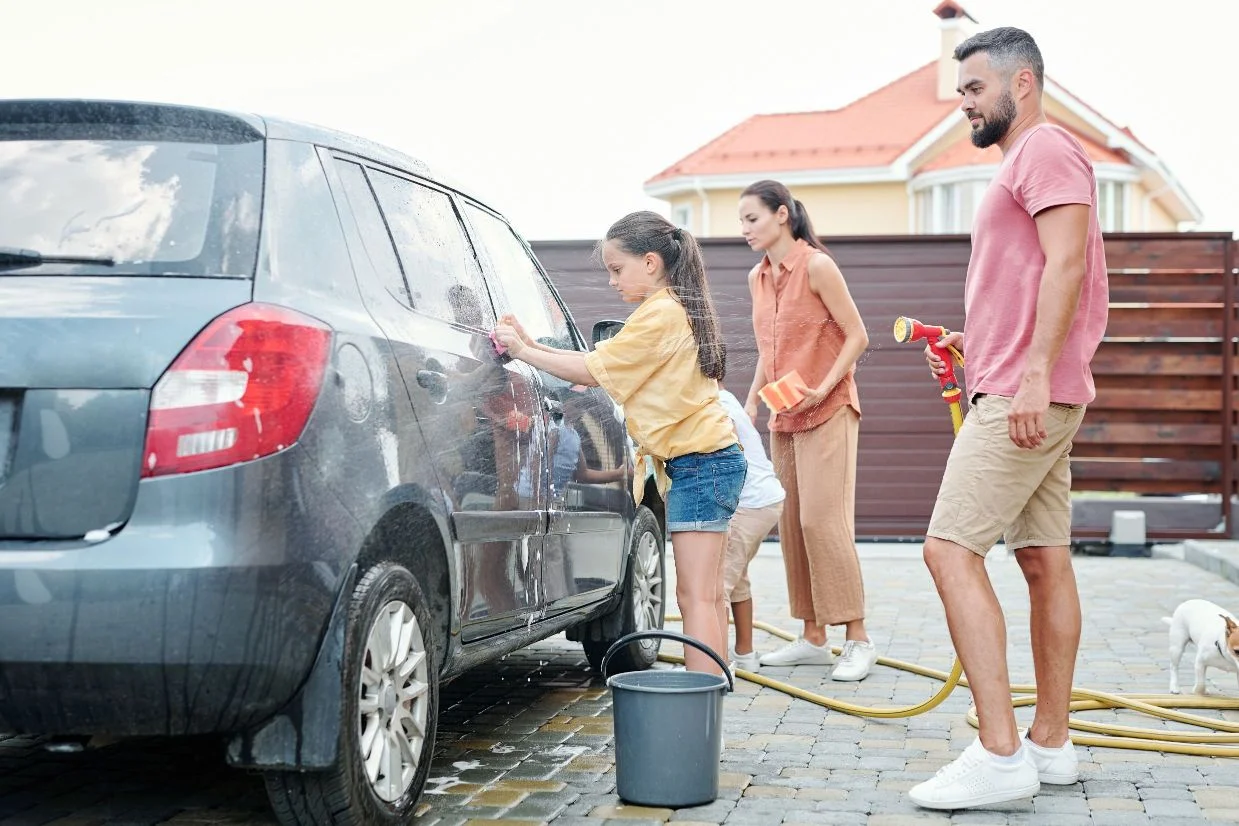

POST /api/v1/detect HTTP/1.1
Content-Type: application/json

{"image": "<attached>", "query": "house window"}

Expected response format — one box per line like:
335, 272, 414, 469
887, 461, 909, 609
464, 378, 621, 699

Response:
1099, 181, 1127, 232
672, 204, 693, 232
915, 181, 989, 234
916, 173, 1130, 234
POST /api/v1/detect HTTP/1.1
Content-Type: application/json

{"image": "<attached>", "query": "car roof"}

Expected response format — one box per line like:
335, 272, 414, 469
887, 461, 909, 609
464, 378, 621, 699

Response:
0, 97, 508, 218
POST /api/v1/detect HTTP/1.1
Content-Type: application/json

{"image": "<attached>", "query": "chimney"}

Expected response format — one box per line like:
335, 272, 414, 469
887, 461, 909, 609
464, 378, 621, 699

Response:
934, 0, 978, 101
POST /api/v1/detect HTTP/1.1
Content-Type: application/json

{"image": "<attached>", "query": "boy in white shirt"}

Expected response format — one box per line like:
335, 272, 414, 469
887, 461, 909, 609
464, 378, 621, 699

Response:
716, 389, 786, 671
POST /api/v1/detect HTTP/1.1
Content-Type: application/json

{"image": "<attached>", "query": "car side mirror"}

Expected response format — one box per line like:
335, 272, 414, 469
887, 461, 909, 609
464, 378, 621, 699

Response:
592, 320, 625, 346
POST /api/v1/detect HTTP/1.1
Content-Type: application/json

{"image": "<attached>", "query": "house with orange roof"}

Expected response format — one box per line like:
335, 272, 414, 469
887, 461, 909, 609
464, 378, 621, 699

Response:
644, 1, 1202, 237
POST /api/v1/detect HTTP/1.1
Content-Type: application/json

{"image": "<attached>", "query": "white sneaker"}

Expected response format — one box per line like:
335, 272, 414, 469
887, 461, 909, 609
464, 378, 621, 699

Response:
729, 648, 760, 672
830, 640, 878, 681
909, 738, 1040, 810
758, 637, 834, 667
1021, 731, 1079, 784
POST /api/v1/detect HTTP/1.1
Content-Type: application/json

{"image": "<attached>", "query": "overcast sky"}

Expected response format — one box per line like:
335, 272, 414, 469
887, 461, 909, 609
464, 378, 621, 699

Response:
5, 0, 1235, 241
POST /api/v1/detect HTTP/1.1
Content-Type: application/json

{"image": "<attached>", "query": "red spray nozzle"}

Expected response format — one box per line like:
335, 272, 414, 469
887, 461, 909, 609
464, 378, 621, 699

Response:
892, 316, 948, 345
892, 316, 964, 400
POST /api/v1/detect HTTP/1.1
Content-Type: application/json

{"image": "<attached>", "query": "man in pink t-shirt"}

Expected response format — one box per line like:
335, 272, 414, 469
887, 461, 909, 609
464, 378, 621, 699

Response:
909, 27, 1109, 812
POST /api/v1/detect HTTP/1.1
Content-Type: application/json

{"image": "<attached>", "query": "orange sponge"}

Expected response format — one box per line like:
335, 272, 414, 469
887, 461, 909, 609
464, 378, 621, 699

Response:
758, 370, 806, 412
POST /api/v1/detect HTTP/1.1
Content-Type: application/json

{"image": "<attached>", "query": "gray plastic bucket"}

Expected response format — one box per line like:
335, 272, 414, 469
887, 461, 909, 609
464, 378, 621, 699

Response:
603, 630, 734, 808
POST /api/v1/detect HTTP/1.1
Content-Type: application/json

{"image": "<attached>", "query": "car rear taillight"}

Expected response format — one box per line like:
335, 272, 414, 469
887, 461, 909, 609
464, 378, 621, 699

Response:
141, 303, 332, 478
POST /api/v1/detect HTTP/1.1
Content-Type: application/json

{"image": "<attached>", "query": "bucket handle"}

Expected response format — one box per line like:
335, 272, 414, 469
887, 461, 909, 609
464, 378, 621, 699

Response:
601, 629, 735, 691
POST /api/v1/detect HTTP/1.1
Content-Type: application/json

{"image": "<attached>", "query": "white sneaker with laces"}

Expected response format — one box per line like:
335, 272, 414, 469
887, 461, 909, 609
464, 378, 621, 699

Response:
758, 637, 834, 667
830, 640, 878, 681
729, 648, 760, 672
909, 738, 1040, 810
1021, 731, 1079, 784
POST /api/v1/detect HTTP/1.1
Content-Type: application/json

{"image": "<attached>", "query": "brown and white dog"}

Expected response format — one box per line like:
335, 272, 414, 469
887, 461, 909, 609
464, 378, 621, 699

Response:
1162, 599, 1239, 695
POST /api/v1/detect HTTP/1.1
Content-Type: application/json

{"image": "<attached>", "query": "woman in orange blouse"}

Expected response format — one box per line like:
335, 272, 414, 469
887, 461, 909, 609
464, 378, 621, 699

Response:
739, 180, 878, 682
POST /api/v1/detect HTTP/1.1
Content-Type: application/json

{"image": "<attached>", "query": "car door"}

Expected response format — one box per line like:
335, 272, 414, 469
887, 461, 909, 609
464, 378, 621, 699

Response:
324, 155, 548, 641
460, 202, 631, 612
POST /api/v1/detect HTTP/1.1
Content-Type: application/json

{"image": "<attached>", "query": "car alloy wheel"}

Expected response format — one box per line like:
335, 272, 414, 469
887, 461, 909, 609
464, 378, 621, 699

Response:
358, 600, 431, 802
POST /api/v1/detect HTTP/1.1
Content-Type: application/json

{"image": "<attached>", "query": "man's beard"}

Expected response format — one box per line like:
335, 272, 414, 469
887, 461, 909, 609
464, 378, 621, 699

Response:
970, 90, 1016, 148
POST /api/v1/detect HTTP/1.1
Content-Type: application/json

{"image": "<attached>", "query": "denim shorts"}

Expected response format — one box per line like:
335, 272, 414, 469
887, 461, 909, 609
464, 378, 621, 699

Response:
665, 443, 748, 533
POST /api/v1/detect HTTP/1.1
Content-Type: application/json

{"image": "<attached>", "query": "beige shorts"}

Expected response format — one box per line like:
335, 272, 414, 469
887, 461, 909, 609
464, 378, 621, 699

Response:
723, 500, 784, 602
927, 394, 1086, 556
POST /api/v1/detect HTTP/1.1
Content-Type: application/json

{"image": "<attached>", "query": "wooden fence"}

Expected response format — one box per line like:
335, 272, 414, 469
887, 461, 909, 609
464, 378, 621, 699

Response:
531, 233, 1237, 541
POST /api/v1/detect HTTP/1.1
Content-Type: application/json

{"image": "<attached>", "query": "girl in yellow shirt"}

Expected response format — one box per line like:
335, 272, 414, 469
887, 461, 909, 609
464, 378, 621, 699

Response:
494, 211, 745, 675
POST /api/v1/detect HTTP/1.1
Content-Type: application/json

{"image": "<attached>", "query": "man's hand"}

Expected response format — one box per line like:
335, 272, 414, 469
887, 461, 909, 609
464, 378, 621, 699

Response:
1008, 371, 1051, 449
925, 331, 964, 379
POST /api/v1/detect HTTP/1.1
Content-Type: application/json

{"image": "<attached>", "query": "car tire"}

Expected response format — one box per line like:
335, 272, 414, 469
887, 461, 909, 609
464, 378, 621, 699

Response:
583, 505, 665, 675
263, 561, 439, 825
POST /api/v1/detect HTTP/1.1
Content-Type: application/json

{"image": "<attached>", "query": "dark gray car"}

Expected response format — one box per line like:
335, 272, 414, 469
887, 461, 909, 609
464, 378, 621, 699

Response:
0, 99, 667, 825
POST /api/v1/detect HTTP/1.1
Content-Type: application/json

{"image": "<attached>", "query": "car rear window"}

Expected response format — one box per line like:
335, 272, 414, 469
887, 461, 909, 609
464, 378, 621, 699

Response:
0, 112, 264, 278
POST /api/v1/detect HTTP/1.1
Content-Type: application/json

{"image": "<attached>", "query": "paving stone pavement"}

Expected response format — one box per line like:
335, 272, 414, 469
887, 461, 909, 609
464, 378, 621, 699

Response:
3, 542, 1239, 825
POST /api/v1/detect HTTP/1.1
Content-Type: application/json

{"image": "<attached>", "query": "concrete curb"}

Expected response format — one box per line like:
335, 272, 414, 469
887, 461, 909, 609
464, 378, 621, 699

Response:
1183, 539, 1239, 586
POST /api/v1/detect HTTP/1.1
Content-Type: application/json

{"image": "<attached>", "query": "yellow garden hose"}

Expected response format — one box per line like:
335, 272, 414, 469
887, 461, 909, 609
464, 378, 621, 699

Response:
657, 615, 1239, 757
948, 400, 964, 435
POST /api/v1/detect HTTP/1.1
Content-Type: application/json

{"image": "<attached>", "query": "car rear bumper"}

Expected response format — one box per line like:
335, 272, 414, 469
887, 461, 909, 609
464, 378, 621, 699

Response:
0, 450, 360, 736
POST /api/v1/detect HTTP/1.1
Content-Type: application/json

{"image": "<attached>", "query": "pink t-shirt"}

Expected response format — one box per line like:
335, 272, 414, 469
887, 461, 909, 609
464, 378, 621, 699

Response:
963, 123, 1109, 405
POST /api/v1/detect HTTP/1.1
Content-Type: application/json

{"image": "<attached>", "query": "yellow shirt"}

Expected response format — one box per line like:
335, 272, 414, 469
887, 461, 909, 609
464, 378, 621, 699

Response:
583, 288, 737, 504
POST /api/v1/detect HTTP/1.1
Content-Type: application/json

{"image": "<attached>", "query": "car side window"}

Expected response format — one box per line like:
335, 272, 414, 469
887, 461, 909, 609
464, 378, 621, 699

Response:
257, 140, 355, 303
333, 160, 411, 307
367, 170, 494, 329
464, 205, 578, 352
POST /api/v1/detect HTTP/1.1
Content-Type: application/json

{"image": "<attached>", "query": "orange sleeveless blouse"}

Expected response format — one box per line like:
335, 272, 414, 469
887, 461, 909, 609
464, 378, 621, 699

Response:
751, 239, 861, 434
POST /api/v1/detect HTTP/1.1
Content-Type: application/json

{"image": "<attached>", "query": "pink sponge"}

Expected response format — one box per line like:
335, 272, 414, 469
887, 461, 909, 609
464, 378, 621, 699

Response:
488, 331, 509, 357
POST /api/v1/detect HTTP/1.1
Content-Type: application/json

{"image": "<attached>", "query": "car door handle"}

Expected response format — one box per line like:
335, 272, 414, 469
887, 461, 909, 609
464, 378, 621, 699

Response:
417, 370, 449, 398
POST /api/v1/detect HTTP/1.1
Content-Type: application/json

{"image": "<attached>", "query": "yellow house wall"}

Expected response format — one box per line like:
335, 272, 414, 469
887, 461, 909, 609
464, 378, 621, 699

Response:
1134, 184, 1179, 231
668, 183, 910, 237
774, 184, 909, 236
667, 189, 747, 237
662, 143, 1183, 236
1043, 96, 1111, 145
